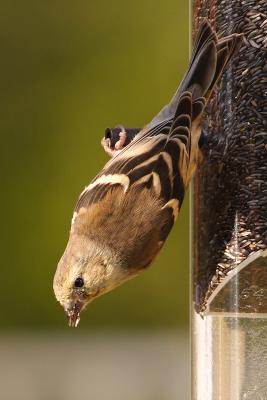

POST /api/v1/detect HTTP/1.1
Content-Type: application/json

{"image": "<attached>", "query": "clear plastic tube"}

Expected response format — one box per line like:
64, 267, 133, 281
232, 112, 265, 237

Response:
191, 1, 267, 399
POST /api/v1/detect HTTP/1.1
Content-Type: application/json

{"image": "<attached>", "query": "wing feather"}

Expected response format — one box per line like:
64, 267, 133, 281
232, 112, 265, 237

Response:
74, 95, 193, 215
74, 20, 241, 222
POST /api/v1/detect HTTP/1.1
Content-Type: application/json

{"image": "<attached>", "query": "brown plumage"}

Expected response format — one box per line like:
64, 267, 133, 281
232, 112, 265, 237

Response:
53, 20, 242, 327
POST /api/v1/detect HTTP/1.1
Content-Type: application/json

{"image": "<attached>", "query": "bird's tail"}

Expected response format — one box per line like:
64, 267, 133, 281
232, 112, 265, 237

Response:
181, 19, 242, 101
148, 20, 243, 129
164, 21, 243, 186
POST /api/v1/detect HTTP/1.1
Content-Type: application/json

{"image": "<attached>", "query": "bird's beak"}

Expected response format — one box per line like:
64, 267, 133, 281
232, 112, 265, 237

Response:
64, 301, 83, 327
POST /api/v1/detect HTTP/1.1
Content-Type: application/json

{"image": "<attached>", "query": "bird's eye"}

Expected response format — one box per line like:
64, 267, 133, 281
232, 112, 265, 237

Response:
74, 277, 84, 288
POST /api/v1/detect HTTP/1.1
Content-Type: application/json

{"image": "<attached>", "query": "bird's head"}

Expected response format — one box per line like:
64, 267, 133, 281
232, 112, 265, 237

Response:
53, 233, 131, 327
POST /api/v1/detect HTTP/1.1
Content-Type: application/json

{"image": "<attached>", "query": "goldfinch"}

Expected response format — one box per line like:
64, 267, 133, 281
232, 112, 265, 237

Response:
53, 20, 242, 327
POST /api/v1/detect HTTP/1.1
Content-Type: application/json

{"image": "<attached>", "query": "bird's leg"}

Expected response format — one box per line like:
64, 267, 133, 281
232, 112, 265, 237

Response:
101, 127, 127, 157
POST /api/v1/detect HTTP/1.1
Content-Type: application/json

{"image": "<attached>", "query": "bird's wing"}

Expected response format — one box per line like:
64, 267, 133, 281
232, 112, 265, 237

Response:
74, 91, 194, 214
74, 20, 242, 217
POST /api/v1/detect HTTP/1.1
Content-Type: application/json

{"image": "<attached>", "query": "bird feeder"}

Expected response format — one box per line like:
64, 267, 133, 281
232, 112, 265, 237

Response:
191, 1, 267, 399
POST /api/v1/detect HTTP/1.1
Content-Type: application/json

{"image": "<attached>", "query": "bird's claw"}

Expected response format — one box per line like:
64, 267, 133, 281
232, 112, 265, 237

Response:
101, 128, 127, 157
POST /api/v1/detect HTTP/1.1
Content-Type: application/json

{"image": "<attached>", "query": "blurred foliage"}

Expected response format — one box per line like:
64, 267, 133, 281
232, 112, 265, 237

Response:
1, 0, 189, 329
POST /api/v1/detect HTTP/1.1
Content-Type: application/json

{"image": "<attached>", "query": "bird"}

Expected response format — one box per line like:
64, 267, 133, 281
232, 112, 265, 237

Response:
53, 20, 242, 327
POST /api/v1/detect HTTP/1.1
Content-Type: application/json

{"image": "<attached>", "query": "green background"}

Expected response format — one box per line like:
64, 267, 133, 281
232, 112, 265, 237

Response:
1, 0, 189, 330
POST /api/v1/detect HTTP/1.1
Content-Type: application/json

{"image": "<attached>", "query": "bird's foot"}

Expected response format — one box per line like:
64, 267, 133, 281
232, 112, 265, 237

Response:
101, 128, 127, 157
